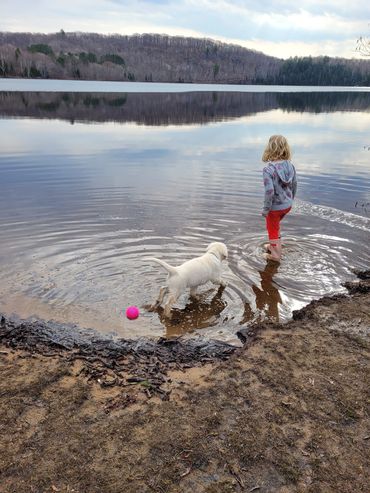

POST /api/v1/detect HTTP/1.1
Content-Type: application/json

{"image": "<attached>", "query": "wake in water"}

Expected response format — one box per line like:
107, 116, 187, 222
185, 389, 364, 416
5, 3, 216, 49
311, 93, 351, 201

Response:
294, 199, 370, 232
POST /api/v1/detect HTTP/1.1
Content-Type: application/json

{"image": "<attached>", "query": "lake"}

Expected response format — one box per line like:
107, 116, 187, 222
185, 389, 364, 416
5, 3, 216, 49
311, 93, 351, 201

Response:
0, 84, 369, 343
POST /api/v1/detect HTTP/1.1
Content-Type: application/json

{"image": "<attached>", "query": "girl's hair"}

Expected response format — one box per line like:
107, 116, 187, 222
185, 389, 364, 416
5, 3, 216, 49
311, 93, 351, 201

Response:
262, 135, 291, 162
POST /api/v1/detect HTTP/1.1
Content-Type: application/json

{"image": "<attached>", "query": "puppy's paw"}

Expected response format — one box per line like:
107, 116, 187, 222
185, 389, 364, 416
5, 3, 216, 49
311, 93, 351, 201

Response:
148, 303, 159, 312
163, 309, 173, 319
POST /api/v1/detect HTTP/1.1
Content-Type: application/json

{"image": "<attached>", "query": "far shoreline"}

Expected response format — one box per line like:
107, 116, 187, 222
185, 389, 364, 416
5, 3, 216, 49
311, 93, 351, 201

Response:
1, 78, 370, 93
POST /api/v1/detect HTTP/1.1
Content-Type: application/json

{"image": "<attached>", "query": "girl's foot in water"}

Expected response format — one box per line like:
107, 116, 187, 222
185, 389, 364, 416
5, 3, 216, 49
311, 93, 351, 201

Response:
263, 252, 280, 262
263, 239, 282, 262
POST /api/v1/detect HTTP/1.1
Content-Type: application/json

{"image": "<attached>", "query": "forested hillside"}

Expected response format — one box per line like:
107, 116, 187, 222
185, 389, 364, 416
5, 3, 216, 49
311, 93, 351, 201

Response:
1, 31, 370, 85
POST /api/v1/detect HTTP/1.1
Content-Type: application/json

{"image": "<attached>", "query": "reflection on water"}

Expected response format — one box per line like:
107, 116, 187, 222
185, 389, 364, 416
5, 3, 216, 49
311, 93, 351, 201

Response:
0, 89, 369, 343
1, 91, 370, 125
154, 286, 227, 338
252, 261, 282, 322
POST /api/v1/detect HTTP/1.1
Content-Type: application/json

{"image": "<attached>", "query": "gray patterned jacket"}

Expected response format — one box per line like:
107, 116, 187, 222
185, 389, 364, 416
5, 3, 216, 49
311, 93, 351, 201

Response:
262, 160, 297, 215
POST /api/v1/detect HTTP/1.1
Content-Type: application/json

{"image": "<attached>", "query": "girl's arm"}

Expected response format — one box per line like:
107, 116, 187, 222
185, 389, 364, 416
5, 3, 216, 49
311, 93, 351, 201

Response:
292, 166, 297, 199
262, 168, 274, 216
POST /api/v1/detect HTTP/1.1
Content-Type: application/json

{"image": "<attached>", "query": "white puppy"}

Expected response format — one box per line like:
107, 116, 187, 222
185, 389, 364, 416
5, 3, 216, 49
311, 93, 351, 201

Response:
148, 242, 228, 318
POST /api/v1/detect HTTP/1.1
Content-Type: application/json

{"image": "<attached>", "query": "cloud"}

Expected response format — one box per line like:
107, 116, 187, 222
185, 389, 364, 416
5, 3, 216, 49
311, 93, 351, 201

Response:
0, 0, 369, 58
222, 37, 361, 59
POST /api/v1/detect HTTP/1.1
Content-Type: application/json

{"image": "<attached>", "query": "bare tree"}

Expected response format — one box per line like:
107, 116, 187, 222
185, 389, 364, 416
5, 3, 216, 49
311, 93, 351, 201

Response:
356, 36, 370, 56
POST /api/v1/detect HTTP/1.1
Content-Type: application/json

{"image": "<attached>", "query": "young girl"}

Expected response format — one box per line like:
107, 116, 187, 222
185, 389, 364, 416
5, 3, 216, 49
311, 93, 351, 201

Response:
262, 135, 297, 262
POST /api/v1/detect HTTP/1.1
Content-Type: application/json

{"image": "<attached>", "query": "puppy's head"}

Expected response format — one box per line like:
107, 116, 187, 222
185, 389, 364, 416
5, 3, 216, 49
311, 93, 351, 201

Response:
206, 242, 228, 261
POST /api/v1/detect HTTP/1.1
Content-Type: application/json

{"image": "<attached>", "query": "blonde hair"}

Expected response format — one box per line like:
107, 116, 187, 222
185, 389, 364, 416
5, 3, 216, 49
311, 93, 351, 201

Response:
262, 135, 291, 162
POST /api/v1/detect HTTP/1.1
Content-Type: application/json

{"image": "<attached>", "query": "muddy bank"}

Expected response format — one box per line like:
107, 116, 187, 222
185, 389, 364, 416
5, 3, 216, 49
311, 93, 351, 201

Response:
0, 274, 369, 492
0, 313, 239, 399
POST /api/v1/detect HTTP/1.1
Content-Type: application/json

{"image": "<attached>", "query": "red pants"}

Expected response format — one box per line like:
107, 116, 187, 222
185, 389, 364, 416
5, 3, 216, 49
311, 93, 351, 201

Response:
265, 207, 291, 241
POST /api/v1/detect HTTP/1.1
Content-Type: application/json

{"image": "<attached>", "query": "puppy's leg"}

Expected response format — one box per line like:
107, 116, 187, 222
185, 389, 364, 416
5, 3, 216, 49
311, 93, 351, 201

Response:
163, 291, 179, 319
190, 287, 200, 300
149, 286, 168, 311
157, 286, 168, 304
212, 278, 228, 288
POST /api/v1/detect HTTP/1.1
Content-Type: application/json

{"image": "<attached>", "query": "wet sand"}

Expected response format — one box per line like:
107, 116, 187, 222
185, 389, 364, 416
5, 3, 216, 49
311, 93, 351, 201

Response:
0, 273, 369, 492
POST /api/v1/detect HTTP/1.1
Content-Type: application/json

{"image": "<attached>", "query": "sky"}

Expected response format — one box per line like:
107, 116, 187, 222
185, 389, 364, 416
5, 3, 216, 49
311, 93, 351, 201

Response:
1, 0, 370, 59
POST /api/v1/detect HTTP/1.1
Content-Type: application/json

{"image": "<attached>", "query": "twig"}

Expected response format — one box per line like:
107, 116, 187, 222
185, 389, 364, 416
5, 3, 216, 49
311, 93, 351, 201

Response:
180, 466, 192, 478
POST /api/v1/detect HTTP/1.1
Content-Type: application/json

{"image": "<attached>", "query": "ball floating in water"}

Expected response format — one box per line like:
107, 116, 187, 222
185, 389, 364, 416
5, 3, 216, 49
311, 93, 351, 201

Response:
126, 306, 139, 320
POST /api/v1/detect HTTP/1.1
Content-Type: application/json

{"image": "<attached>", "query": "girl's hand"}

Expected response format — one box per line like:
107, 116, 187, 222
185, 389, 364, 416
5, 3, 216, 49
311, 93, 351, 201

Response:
262, 211, 269, 217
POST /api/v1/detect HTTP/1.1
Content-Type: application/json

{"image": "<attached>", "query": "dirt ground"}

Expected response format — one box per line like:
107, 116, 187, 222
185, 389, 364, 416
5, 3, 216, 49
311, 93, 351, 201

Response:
0, 276, 369, 493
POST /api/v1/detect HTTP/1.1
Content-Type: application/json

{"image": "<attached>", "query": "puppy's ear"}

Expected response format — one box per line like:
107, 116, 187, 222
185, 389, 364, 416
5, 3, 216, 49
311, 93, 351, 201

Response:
222, 246, 228, 260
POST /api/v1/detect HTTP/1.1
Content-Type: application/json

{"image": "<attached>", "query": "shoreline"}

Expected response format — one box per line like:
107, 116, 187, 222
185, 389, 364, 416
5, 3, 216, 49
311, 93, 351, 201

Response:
1, 271, 369, 396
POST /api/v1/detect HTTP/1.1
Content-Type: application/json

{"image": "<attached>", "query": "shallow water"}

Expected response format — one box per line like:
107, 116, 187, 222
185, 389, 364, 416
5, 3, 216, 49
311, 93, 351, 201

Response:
0, 89, 369, 343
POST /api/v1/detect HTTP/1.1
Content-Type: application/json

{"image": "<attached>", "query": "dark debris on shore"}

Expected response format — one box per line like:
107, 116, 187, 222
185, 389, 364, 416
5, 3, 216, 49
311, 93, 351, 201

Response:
0, 314, 239, 399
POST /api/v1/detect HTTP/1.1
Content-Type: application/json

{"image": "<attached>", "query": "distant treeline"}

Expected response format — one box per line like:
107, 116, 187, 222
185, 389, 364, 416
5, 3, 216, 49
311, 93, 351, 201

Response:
1, 31, 370, 86
1, 91, 370, 126
266, 56, 370, 86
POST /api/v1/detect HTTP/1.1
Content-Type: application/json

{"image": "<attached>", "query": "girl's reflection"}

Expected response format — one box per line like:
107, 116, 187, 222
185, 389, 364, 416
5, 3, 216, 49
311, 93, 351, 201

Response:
240, 261, 281, 324
252, 260, 281, 321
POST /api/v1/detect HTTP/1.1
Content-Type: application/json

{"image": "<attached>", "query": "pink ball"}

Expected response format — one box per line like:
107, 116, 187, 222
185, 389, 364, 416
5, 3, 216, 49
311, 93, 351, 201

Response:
126, 306, 139, 320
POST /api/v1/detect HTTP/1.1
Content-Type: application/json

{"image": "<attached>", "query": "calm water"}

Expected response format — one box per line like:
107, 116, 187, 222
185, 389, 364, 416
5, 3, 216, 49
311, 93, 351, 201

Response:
0, 89, 369, 343
2, 79, 370, 93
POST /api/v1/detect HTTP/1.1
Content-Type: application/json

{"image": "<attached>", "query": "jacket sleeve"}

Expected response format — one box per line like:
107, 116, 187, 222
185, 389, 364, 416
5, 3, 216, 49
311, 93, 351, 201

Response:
262, 168, 274, 214
292, 166, 297, 199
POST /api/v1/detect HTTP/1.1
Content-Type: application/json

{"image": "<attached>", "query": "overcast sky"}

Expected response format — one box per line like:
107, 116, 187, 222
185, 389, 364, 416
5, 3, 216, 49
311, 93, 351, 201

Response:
1, 0, 369, 59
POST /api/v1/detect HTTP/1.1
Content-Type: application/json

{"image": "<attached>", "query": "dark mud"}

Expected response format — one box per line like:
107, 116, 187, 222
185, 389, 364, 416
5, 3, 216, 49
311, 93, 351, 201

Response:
0, 312, 237, 359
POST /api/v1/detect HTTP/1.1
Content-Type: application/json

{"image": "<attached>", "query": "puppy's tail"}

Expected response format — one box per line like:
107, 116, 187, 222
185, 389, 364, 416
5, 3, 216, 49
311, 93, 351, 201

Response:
147, 257, 177, 275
